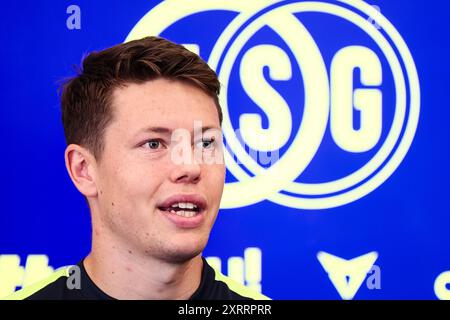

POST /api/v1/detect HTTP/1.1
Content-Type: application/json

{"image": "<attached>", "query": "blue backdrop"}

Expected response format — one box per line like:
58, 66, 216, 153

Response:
0, 0, 449, 299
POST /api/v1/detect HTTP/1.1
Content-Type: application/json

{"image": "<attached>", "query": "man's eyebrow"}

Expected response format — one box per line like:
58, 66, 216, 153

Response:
135, 125, 221, 135
198, 125, 222, 133
139, 126, 173, 134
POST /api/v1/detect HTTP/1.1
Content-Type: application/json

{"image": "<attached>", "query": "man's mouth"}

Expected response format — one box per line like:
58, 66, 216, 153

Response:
158, 202, 201, 218
157, 194, 207, 228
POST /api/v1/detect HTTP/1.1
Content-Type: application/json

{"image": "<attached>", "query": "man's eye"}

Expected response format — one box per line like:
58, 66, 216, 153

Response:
199, 138, 215, 149
145, 139, 164, 150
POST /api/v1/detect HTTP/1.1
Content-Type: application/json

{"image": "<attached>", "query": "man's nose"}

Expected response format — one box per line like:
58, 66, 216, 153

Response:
169, 146, 202, 184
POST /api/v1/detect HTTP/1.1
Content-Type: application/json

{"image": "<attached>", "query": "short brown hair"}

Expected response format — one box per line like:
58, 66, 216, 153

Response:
60, 36, 222, 159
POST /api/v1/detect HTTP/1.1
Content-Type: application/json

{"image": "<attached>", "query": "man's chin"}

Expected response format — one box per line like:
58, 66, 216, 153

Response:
159, 248, 204, 264
149, 239, 207, 264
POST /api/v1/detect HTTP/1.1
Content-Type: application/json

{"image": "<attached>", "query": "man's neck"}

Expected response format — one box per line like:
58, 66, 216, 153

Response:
83, 232, 203, 300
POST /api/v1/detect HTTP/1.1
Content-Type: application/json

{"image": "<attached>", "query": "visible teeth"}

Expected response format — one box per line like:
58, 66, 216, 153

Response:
174, 210, 196, 218
186, 203, 194, 210
170, 202, 198, 210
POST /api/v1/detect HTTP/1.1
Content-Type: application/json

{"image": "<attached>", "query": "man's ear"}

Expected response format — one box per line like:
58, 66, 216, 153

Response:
64, 144, 98, 197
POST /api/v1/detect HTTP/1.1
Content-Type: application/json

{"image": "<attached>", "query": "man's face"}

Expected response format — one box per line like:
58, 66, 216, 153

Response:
92, 78, 225, 263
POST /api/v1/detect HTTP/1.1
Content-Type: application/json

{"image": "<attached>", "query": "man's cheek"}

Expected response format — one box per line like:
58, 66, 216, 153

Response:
210, 167, 226, 188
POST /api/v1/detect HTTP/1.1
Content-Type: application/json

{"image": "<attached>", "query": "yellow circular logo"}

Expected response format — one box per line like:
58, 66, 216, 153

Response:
127, 0, 420, 210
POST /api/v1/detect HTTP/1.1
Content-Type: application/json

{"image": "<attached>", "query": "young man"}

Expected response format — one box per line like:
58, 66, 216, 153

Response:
7, 36, 268, 300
